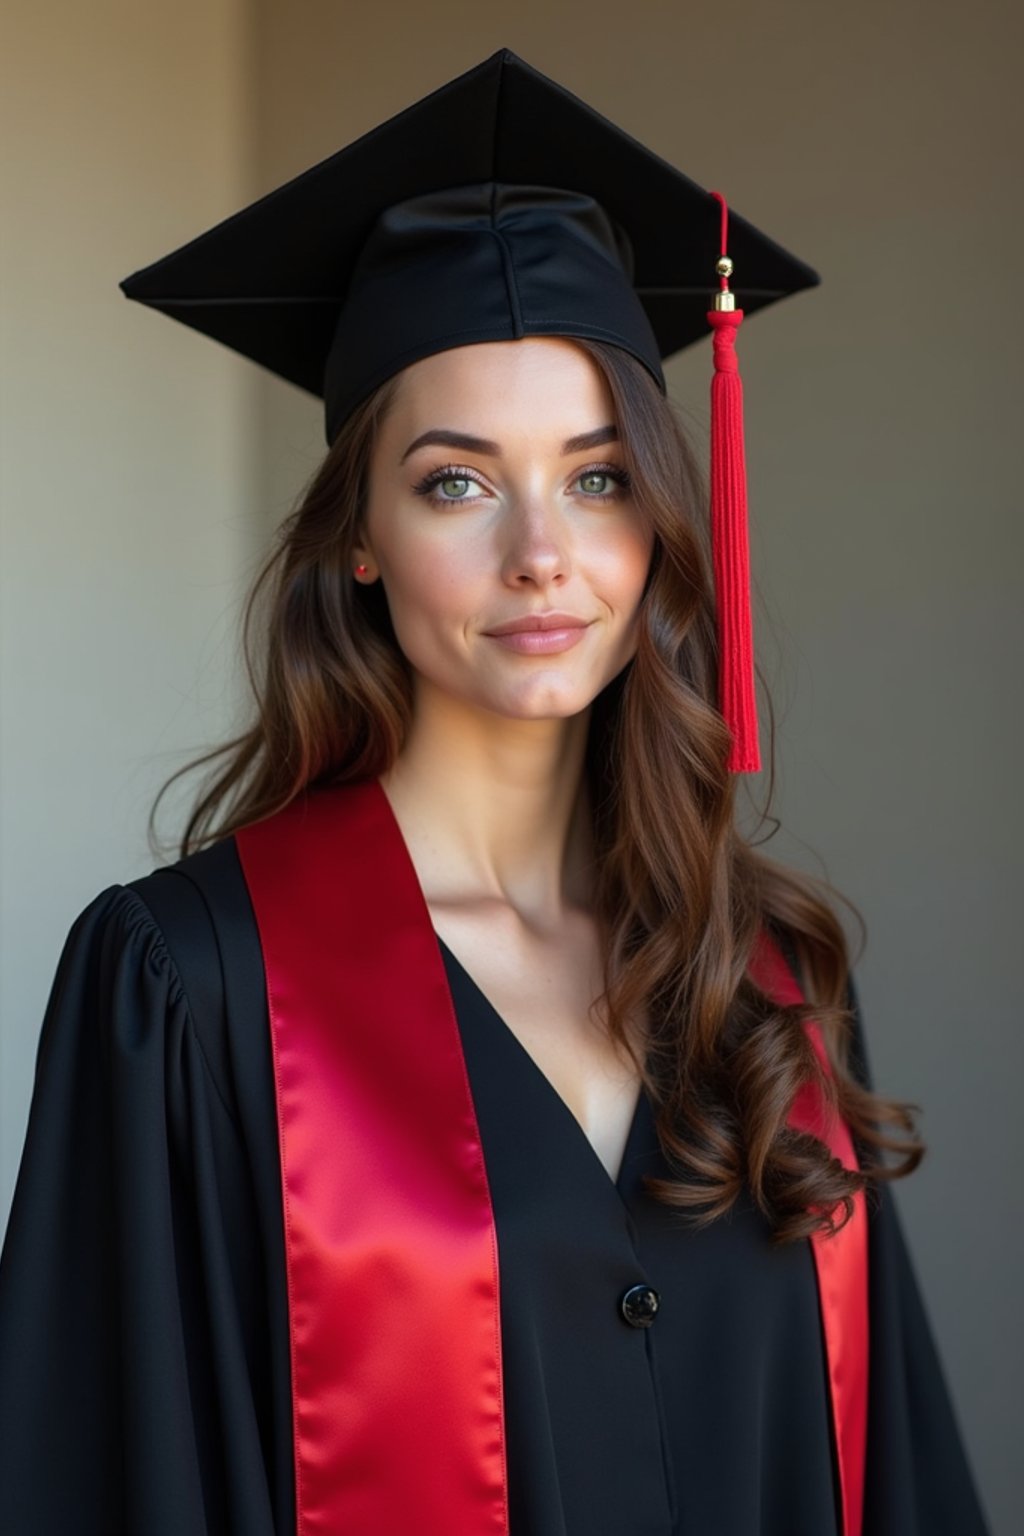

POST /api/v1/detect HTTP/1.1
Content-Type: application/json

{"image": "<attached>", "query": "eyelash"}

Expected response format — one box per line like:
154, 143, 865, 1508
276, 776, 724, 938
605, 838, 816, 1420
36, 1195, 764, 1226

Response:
411, 461, 632, 505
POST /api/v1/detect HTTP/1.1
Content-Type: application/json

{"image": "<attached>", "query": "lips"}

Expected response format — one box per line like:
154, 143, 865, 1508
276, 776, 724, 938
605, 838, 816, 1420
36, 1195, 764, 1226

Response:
483, 612, 592, 636
482, 613, 594, 657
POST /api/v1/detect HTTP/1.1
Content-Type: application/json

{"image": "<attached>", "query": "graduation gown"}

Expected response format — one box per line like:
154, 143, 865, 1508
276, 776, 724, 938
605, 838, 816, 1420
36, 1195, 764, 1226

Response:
0, 782, 990, 1535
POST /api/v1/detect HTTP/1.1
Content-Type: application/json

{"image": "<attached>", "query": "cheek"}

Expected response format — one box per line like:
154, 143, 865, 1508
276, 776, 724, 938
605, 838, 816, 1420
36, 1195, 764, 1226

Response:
380, 531, 486, 641
592, 519, 655, 610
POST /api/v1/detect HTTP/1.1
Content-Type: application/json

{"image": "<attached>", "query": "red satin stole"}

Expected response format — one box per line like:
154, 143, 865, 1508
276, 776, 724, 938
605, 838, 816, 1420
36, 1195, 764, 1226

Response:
235, 778, 868, 1536
748, 930, 869, 1536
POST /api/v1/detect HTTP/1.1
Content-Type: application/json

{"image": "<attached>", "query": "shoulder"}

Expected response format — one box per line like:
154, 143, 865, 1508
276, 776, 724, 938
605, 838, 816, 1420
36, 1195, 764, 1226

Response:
761, 915, 873, 1092
60, 839, 254, 1007
64, 836, 251, 955
57, 838, 266, 1102
125, 832, 266, 1039
126, 834, 252, 934
38, 886, 181, 1066
124, 835, 250, 949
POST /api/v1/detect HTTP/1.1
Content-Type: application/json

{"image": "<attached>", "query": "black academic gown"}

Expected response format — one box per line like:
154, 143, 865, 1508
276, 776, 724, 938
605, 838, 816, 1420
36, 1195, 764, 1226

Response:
0, 836, 991, 1535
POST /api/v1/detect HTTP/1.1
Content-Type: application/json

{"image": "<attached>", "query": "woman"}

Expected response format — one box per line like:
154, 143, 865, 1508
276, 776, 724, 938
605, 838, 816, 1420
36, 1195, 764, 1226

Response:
0, 47, 989, 1536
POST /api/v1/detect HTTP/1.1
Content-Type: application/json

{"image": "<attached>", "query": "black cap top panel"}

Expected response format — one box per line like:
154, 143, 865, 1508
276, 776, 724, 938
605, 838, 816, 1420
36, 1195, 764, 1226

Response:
119, 48, 820, 441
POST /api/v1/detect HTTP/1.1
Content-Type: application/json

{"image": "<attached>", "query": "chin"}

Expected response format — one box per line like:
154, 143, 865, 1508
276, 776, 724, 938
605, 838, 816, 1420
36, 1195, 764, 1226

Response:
411, 654, 626, 722
491, 700, 591, 723
473, 677, 607, 721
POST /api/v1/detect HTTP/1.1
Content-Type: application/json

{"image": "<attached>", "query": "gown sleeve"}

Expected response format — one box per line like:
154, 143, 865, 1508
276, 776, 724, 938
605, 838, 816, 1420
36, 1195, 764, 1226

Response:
844, 972, 992, 1535
0, 882, 282, 1536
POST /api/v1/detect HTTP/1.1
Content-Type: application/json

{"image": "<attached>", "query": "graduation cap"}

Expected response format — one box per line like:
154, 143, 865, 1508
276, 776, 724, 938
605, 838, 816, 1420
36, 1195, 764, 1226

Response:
119, 46, 820, 774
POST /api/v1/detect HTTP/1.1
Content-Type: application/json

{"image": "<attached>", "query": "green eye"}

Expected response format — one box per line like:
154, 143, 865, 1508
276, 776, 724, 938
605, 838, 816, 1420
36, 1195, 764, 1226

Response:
412, 466, 489, 504
579, 471, 611, 495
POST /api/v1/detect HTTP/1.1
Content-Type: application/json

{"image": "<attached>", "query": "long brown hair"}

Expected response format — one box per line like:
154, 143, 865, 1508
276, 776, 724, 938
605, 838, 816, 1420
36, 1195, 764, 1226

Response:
151, 338, 923, 1243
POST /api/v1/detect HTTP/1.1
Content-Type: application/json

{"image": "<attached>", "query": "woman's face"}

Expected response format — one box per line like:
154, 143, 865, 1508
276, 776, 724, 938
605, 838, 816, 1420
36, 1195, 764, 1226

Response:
357, 336, 655, 723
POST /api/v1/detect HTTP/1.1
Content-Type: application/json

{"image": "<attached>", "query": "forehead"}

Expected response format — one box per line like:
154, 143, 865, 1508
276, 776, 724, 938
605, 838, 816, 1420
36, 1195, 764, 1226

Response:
386, 336, 614, 433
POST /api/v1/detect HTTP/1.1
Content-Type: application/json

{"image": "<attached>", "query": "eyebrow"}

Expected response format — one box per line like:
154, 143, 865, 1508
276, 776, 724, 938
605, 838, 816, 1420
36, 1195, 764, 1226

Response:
399, 424, 619, 463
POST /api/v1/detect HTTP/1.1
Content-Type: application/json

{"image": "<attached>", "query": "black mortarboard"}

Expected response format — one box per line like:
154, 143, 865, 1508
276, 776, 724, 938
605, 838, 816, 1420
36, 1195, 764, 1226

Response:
119, 47, 821, 773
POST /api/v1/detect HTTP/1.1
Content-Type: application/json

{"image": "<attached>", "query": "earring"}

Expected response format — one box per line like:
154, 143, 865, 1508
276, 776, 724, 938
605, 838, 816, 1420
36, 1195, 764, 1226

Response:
354, 564, 368, 578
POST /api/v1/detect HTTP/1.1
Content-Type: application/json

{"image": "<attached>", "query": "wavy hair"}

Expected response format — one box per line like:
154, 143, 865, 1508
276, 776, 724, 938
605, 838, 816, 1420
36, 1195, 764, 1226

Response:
151, 338, 923, 1243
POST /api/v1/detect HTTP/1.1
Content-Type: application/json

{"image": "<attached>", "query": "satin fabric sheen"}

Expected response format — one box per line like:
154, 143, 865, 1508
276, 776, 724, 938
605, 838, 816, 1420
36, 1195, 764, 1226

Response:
236, 780, 866, 1535
749, 931, 869, 1536
235, 782, 508, 1536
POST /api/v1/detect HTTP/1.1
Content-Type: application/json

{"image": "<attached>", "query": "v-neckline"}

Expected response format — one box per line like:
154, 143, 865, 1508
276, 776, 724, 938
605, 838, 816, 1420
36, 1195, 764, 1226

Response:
435, 933, 648, 1201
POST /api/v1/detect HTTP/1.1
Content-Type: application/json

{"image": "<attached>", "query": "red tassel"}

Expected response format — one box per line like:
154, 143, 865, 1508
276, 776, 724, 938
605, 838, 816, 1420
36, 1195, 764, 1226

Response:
707, 192, 760, 774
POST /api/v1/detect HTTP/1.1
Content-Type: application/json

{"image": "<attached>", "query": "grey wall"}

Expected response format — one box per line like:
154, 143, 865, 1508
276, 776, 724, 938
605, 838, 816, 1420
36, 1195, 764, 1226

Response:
3, 1, 1019, 1529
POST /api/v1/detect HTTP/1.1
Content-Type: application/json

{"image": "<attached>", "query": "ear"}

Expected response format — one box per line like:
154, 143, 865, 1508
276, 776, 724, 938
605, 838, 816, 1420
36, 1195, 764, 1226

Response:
350, 530, 378, 582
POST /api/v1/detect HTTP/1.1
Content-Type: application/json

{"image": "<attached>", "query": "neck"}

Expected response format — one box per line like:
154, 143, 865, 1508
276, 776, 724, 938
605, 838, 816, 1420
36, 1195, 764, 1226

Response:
378, 681, 595, 927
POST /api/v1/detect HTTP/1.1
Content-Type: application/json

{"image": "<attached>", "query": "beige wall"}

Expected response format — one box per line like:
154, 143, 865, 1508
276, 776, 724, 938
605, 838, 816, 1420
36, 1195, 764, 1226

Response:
2, 2, 1019, 1530
1, 0, 257, 1201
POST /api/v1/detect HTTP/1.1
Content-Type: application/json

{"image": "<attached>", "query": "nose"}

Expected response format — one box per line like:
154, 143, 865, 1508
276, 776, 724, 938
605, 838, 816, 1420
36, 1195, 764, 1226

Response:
498, 493, 571, 589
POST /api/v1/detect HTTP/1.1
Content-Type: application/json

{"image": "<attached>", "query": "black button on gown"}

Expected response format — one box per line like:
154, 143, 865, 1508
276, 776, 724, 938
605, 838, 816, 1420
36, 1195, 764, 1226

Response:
0, 839, 991, 1535
442, 938, 839, 1535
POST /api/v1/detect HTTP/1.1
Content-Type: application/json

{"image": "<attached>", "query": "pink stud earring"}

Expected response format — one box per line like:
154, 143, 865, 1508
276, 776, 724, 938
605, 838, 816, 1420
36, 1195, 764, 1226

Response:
354, 564, 368, 578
